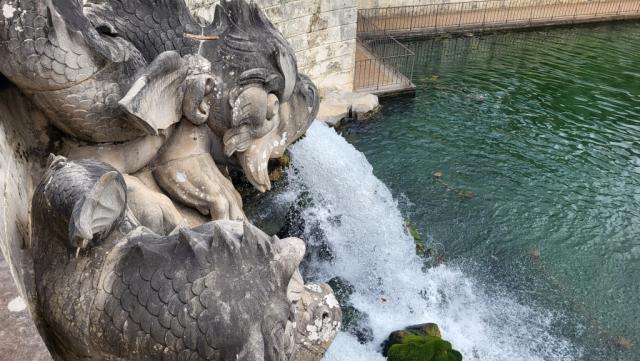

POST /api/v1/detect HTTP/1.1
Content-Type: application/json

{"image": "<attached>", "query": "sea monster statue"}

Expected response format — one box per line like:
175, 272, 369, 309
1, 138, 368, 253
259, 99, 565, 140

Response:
0, 0, 319, 223
1, 0, 338, 359
31, 157, 341, 361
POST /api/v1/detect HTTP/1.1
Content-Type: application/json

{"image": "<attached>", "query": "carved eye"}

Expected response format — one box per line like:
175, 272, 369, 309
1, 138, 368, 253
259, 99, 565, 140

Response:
204, 77, 214, 95
95, 23, 118, 37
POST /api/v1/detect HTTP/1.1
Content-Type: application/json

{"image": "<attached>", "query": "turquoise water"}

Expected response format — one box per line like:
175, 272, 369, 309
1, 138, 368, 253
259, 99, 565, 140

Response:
343, 22, 640, 360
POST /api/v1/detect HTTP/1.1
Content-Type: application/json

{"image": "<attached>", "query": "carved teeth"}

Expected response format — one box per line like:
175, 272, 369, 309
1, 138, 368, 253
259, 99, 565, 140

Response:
239, 150, 271, 193
75, 239, 88, 258
237, 127, 282, 193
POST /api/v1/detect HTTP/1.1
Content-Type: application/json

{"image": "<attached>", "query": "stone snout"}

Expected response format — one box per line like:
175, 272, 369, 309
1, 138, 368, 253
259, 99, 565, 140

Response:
292, 283, 343, 361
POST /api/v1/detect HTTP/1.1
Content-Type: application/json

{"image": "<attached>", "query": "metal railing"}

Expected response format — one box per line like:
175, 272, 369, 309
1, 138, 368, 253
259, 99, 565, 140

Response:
358, 0, 640, 35
354, 14, 416, 92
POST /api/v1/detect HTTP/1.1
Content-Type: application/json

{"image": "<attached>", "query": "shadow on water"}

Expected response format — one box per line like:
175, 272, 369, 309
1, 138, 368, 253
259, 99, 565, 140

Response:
344, 20, 640, 361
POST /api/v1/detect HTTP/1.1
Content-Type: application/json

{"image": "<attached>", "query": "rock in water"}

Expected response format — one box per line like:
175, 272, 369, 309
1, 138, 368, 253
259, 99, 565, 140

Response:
382, 323, 463, 361
327, 277, 374, 344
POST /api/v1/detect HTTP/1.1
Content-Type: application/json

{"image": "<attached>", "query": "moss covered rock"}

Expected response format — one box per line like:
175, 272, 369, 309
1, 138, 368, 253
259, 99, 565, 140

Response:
387, 335, 462, 361
383, 323, 462, 361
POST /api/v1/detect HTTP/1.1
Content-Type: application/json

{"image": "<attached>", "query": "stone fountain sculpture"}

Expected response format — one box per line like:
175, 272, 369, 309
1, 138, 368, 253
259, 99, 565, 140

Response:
0, 0, 339, 360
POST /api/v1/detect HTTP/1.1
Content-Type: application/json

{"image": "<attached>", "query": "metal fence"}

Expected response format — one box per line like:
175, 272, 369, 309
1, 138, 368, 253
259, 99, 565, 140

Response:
355, 14, 416, 92
358, 0, 640, 36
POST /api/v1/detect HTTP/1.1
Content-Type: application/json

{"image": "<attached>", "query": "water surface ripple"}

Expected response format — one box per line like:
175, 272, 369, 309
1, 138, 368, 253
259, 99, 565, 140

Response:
344, 22, 640, 360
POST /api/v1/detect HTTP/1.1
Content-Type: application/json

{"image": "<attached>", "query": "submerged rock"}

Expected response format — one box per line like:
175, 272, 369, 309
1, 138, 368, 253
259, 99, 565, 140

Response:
327, 277, 374, 344
404, 221, 447, 266
382, 323, 462, 361
612, 335, 633, 351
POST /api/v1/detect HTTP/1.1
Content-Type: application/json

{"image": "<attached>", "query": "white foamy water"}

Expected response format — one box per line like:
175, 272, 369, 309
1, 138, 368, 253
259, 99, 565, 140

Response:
285, 122, 579, 361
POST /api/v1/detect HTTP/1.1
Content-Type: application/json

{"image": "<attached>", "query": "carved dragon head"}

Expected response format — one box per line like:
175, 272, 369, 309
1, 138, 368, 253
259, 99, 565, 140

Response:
202, 0, 320, 192
86, 0, 319, 191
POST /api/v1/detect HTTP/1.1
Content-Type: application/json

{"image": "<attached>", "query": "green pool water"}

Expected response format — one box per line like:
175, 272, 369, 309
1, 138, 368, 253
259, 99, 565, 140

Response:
343, 22, 640, 360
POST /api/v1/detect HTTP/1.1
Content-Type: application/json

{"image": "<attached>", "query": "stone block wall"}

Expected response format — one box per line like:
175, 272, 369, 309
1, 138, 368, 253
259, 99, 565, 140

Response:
188, 0, 358, 93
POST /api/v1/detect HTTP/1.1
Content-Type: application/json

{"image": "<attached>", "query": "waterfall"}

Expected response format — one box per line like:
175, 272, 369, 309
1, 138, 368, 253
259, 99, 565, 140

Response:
284, 122, 579, 361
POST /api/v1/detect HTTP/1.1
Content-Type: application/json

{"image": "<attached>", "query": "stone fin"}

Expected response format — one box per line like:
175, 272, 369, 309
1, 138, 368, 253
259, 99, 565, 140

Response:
178, 228, 211, 268
242, 221, 272, 257
205, 4, 229, 36
210, 222, 241, 257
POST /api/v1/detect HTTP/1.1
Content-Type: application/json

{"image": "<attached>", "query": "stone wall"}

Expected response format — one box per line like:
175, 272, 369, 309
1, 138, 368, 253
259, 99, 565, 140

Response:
0, 80, 48, 316
187, 0, 358, 93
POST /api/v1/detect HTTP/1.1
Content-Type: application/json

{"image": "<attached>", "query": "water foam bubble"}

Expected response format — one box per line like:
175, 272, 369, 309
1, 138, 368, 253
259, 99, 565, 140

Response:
286, 122, 579, 361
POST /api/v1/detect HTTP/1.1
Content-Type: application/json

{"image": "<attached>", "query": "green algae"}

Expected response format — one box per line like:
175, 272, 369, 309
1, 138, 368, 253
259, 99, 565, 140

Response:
387, 335, 463, 361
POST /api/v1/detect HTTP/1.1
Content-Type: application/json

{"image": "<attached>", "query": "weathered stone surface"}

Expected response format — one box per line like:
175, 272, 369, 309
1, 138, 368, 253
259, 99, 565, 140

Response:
351, 93, 380, 119
0, 1, 342, 360
317, 101, 351, 126
0, 84, 47, 328
292, 283, 343, 361
0, 256, 51, 361
317, 90, 380, 126
186, 0, 357, 93
30, 158, 341, 360
1, 1, 341, 359
124, 174, 188, 235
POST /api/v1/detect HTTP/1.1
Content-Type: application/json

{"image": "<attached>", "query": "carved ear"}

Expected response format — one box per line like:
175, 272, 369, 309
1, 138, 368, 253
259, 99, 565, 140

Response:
206, 4, 229, 35
68, 171, 127, 248
276, 46, 297, 101
119, 52, 190, 135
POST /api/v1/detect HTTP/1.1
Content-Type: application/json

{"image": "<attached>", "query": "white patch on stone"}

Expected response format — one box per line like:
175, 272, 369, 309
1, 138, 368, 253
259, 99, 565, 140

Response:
8, 296, 26, 312
175, 171, 187, 183
2, 4, 16, 19
324, 293, 339, 309
306, 324, 319, 341
304, 284, 321, 293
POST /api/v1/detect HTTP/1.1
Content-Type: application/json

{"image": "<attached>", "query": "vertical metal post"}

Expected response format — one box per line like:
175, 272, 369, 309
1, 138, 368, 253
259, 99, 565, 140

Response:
435, 4, 440, 32
384, 8, 389, 32
482, 1, 488, 27
410, 6, 415, 31
504, 0, 511, 24
529, 0, 535, 25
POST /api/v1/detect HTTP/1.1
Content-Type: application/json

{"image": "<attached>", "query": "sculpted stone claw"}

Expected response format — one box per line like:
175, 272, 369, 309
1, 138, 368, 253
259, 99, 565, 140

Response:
31, 158, 340, 361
